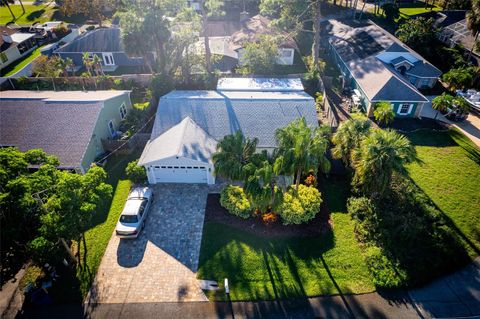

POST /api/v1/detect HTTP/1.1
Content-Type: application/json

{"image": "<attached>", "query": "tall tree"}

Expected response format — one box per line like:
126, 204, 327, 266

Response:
199, 0, 225, 74
396, 17, 437, 57
466, 0, 480, 61
260, 0, 323, 74
275, 117, 331, 192
352, 129, 419, 198
59, 0, 111, 27
39, 166, 112, 267
332, 114, 371, 167
32, 55, 64, 91
237, 35, 280, 75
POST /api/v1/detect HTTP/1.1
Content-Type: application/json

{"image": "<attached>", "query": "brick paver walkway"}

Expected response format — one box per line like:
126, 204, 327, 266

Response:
87, 184, 209, 304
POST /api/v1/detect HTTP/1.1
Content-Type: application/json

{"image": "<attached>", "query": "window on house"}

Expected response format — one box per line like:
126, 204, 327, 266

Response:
281, 49, 293, 58
102, 52, 115, 66
420, 78, 430, 88
0, 52, 8, 63
108, 120, 116, 137
119, 103, 127, 120
398, 103, 412, 115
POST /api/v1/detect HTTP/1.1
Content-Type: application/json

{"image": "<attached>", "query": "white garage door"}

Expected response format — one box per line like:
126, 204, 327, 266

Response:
152, 165, 208, 184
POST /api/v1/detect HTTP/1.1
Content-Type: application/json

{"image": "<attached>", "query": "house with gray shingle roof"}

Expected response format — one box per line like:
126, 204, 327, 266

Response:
138, 78, 317, 185
0, 90, 132, 173
327, 19, 442, 118
54, 28, 151, 73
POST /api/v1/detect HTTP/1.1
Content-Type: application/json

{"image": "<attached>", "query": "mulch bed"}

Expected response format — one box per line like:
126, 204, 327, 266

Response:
390, 118, 446, 132
204, 193, 332, 238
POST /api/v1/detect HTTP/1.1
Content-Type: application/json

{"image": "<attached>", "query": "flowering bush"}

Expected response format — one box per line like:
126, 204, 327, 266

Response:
278, 184, 322, 225
261, 212, 278, 225
220, 185, 252, 219
304, 173, 316, 187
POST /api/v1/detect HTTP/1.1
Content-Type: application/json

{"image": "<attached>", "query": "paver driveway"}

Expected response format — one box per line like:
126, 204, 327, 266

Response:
87, 184, 209, 304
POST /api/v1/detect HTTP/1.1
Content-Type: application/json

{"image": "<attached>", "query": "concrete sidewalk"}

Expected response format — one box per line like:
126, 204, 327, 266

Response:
20, 290, 420, 319
409, 257, 480, 318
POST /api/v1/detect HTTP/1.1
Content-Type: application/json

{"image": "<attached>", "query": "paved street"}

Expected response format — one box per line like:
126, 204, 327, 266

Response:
86, 184, 209, 304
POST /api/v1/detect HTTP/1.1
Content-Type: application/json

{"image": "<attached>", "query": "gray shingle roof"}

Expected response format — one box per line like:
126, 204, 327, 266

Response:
384, 43, 409, 53
151, 90, 317, 148
0, 98, 103, 169
407, 61, 443, 78
55, 28, 123, 53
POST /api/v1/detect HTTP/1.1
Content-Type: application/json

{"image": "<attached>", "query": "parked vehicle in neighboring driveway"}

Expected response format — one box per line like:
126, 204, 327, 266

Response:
115, 187, 153, 239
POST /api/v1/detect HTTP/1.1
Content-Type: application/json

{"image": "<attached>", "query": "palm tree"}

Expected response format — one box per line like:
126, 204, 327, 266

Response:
432, 93, 454, 113
82, 52, 94, 76
275, 117, 331, 192
199, 0, 224, 74
92, 54, 104, 76
0, 0, 15, 21
212, 131, 259, 182
373, 101, 395, 127
466, 0, 480, 61
352, 129, 419, 198
332, 114, 371, 167
244, 156, 283, 214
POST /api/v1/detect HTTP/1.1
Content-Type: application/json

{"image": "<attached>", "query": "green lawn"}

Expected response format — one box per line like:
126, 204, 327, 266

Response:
0, 3, 56, 25
197, 179, 374, 302
406, 129, 480, 257
1, 45, 44, 77
0, 2, 91, 25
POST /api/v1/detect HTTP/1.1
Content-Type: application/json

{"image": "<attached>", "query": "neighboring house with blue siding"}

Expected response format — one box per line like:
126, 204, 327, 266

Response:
0, 90, 132, 173
54, 28, 150, 73
327, 20, 441, 118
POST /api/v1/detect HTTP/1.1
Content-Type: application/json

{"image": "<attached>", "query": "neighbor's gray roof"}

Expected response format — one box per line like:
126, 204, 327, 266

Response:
0, 98, 103, 169
0, 90, 130, 101
328, 19, 436, 103
139, 117, 218, 165
348, 57, 428, 102
55, 28, 123, 53
407, 61, 443, 78
151, 90, 317, 148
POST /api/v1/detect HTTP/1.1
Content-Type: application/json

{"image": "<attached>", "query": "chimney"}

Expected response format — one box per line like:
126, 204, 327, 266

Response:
2, 31, 13, 44
240, 11, 249, 24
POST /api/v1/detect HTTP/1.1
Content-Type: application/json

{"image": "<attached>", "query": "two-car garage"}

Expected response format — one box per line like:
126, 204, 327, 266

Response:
149, 164, 209, 184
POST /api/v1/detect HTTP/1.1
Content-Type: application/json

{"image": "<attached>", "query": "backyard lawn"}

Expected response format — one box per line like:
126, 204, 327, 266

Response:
406, 128, 480, 257
0, 2, 90, 25
197, 179, 375, 302
0, 45, 44, 77
0, 3, 57, 25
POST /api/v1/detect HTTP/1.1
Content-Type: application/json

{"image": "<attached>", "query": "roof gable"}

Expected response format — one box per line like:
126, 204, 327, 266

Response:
138, 117, 218, 165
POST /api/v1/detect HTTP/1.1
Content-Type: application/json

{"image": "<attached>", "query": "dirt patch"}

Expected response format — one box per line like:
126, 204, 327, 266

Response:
204, 194, 332, 238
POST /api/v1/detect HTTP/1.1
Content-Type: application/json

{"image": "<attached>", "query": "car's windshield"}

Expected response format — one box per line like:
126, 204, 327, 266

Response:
120, 215, 138, 224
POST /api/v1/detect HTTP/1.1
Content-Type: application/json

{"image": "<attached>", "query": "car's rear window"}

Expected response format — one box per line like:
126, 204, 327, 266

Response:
120, 215, 138, 224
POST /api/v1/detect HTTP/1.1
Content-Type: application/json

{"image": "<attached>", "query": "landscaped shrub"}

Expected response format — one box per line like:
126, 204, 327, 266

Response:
125, 160, 147, 184
220, 185, 252, 219
364, 246, 407, 288
278, 185, 322, 225
347, 175, 470, 288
